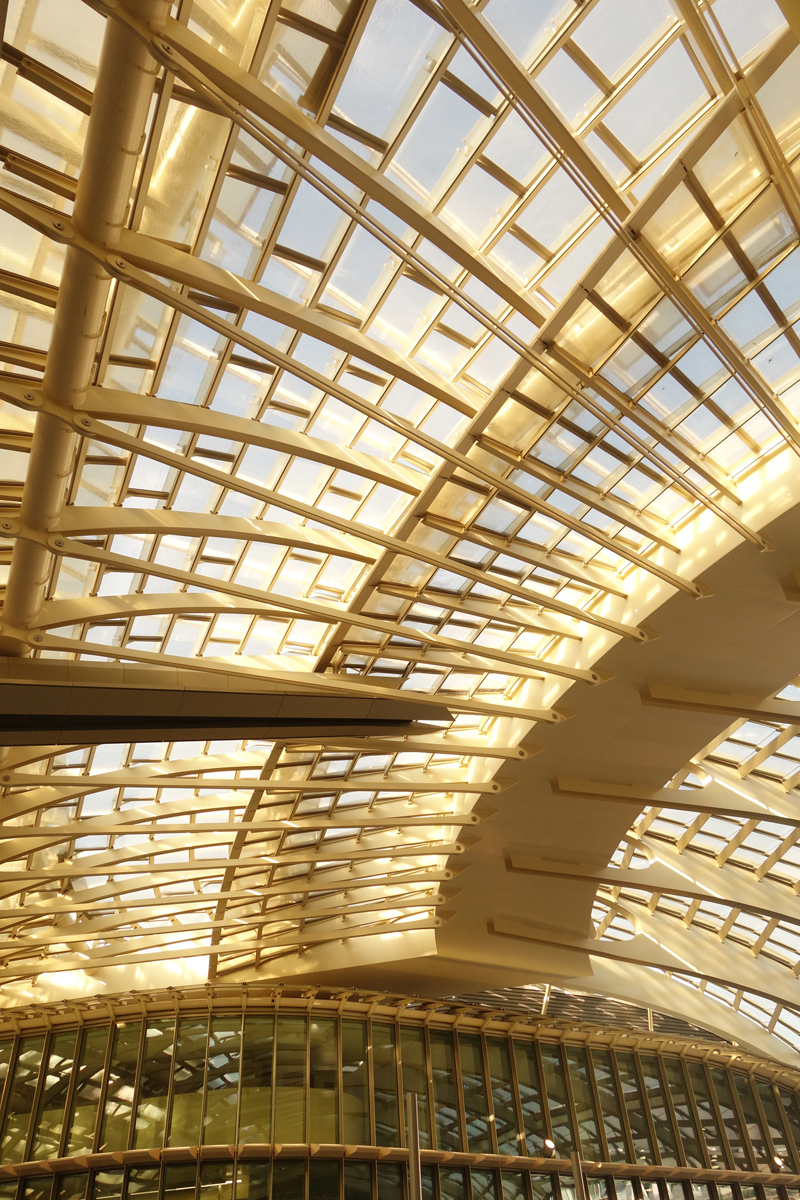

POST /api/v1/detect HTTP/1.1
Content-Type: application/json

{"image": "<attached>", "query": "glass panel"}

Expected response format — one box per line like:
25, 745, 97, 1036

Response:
779, 1090, 800, 1167
238, 1016, 273, 1144
513, 1040, 546, 1155
0, 1035, 45, 1163
162, 1163, 196, 1200
309, 1017, 338, 1144
459, 1034, 491, 1154
0, 1184, 16, 1200
274, 1016, 306, 1143
21, 1179, 52, 1200
400, 1027, 430, 1149
272, 1162, 304, 1200
203, 1015, 241, 1146
342, 1020, 369, 1145
640, 1056, 678, 1166
591, 1050, 627, 1162
421, 1167, 435, 1200
430, 1030, 461, 1152
168, 1017, 208, 1147
529, 1179, 555, 1200
198, 1161, 233, 1200
687, 1062, 727, 1168
710, 1069, 749, 1169
344, 1161, 371, 1200
662, 1058, 704, 1167
30, 1031, 78, 1159
98, 1024, 142, 1153
472, 1170, 499, 1200
566, 1047, 602, 1160
90, 1171, 123, 1200
234, 1162, 270, 1200
133, 1019, 175, 1150
615, 1053, 653, 1164
733, 1074, 771, 1169
755, 1081, 792, 1168
55, 1176, 88, 1200
309, 1161, 339, 1200
65, 1027, 109, 1156
373, 1024, 399, 1148
539, 1043, 574, 1157
487, 1038, 519, 1155
126, 1166, 160, 1200
440, 1169, 467, 1200
377, 1163, 403, 1200
500, 1174, 527, 1200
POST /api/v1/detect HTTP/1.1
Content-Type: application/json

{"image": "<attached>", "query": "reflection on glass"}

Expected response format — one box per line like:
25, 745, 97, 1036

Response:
591, 1049, 627, 1161
733, 1073, 770, 1170
0, 1036, 45, 1162
529, 1177, 554, 1200
640, 1056, 678, 1166
239, 1016, 273, 1144
98, 1023, 141, 1153
373, 1024, 399, 1147
710, 1069, 749, 1169
755, 1080, 792, 1168
90, 1169, 123, 1200
309, 1160, 339, 1200
235, 1160, 270, 1200
126, 1166, 159, 1200
514, 1041, 545, 1155
309, 1018, 338, 1144
687, 1063, 727, 1168
344, 1160, 371, 1200
376, 1163, 403, 1200
779, 1088, 800, 1169
168, 1018, 208, 1147
661, 1058, 704, 1167
430, 1030, 460, 1152
440, 1168, 467, 1200
274, 1016, 306, 1143
540, 1043, 574, 1157
203, 1016, 240, 1146
30, 1032, 78, 1160
65, 1027, 109, 1155
134, 1020, 175, 1150
198, 1160, 233, 1200
162, 1163, 196, 1200
459, 1034, 491, 1153
487, 1038, 519, 1155
616, 1053, 653, 1163
500, 1172, 527, 1200
400, 1026, 430, 1149
55, 1175, 88, 1200
566, 1046, 602, 1160
342, 1020, 368, 1145
471, 1169, 498, 1200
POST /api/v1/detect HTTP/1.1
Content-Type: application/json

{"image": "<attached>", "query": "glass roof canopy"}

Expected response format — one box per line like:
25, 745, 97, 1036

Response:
1, 0, 800, 1060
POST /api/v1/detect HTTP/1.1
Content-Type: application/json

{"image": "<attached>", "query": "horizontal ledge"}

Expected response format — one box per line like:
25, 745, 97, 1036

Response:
0, 1147, 796, 1186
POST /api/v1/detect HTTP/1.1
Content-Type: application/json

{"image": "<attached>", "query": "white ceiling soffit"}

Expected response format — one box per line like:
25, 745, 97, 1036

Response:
2, 0, 800, 1063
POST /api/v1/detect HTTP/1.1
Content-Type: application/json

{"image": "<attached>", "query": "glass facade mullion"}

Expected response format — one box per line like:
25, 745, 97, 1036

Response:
777, 1089, 800, 1172
631, 1055, 662, 1166
21, 1032, 52, 1165
451, 1032, 470, 1155
478, 1035, 498, 1156
504, 1033, 528, 1158
655, 1055, 687, 1169
607, 1049, 636, 1164
731, 1073, 772, 1172
585, 1047, 610, 1164
534, 1041, 555, 1148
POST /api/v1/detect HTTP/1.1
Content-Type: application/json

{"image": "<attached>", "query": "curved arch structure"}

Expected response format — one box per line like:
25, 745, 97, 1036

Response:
2, 0, 800, 1076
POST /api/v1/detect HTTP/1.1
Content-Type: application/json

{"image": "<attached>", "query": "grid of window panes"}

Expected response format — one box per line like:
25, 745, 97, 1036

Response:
0, 1014, 799, 1176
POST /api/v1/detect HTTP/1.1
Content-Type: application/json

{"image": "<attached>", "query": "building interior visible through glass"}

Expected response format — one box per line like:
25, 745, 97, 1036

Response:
4, 0, 800, 1196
